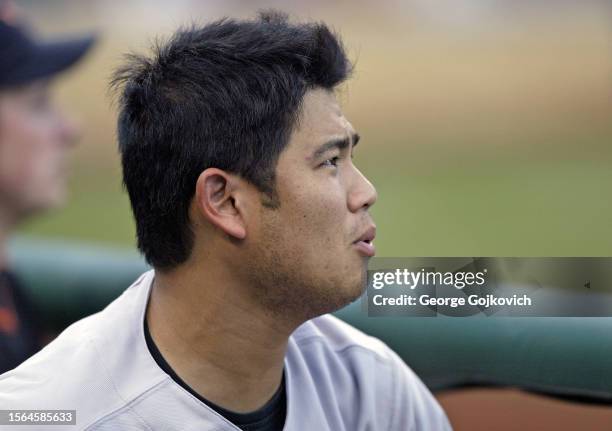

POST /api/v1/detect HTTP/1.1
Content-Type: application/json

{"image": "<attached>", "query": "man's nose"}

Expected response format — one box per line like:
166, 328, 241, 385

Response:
348, 168, 377, 213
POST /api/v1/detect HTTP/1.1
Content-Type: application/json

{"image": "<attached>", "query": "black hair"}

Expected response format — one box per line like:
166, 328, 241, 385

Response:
110, 10, 352, 269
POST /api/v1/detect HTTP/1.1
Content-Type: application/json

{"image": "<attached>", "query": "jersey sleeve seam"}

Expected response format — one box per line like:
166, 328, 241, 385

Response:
293, 333, 393, 364
387, 351, 401, 430
81, 333, 165, 430
83, 377, 169, 430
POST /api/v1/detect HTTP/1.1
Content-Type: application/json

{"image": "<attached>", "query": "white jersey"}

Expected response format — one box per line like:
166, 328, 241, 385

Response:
0, 270, 451, 430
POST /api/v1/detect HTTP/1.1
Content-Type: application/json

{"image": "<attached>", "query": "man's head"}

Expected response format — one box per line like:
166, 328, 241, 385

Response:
0, 17, 93, 223
113, 11, 377, 320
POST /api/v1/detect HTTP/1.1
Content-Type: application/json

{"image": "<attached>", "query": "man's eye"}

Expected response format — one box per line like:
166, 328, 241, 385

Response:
322, 156, 340, 168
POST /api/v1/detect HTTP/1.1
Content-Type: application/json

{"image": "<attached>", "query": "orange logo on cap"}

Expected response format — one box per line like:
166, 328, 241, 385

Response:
0, 306, 18, 335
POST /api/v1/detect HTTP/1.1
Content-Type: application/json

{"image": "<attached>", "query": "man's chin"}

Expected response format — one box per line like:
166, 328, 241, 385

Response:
314, 278, 367, 317
252, 259, 368, 325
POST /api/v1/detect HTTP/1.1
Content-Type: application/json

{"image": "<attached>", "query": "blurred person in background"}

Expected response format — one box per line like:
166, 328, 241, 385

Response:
0, 2, 94, 373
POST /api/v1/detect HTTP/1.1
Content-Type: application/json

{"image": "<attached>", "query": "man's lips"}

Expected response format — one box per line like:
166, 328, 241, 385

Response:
353, 226, 376, 257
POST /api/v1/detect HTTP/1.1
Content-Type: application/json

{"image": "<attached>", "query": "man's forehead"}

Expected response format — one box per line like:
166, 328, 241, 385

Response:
294, 88, 356, 148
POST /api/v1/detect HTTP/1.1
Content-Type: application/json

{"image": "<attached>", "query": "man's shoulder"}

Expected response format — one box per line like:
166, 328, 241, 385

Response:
290, 312, 404, 390
292, 312, 394, 362
0, 271, 162, 427
289, 313, 452, 430
0, 311, 124, 421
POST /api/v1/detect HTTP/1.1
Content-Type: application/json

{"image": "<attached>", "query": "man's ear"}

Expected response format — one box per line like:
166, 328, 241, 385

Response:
194, 168, 247, 240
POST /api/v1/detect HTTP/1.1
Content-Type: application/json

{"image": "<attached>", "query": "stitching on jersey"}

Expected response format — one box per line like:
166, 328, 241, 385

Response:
81, 337, 147, 429
387, 352, 400, 430
291, 334, 392, 365
83, 272, 161, 430
291, 335, 396, 430
83, 378, 170, 430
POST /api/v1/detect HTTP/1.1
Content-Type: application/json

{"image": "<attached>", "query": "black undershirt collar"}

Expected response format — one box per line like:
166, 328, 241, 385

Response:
143, 317, 286, 430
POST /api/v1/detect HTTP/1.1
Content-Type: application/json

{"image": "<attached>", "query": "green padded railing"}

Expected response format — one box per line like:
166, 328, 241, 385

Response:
8, 237, 612, 401
8, 237, 148, 329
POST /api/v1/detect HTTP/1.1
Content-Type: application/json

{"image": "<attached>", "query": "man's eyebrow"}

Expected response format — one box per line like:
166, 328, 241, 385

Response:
311, 132, 360, 160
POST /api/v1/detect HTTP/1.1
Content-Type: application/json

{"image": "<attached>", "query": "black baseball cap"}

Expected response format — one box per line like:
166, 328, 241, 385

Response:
0, 20, 95, 88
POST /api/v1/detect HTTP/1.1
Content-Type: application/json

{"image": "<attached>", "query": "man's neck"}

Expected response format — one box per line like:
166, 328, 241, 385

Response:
146, 260, 294, 413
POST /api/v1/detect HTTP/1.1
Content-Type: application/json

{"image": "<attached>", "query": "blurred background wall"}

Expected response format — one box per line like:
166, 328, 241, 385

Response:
15, 0, 612, 257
